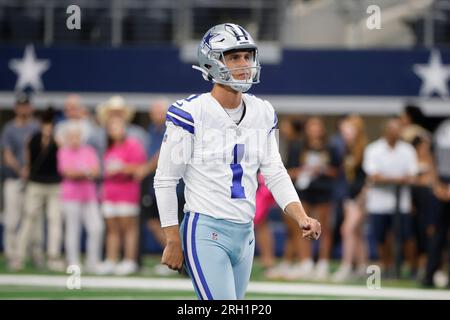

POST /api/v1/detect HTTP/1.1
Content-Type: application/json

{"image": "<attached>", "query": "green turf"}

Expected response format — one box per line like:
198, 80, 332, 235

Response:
0, 286, 387, 300
0, 286, 196, 300
0, 254, 427, 299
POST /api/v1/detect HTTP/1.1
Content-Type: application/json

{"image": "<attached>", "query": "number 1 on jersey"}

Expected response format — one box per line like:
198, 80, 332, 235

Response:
230, 144, 246, 199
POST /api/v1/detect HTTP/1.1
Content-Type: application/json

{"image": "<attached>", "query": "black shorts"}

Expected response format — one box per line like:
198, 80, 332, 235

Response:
369, 213, 414, 244
297, 188, 333, 205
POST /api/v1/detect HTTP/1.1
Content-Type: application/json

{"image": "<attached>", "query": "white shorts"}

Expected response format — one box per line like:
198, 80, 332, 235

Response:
102, 201, 139, 218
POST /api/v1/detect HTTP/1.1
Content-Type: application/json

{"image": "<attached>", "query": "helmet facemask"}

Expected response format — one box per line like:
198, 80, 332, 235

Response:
214, 49, 261, 92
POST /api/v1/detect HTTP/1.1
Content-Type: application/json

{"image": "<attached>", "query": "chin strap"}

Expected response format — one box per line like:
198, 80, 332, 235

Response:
192, 65, 210, 82
192, 65, 250, 92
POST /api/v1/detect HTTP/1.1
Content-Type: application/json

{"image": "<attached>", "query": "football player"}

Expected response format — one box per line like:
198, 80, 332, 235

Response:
154, 23, 321, 300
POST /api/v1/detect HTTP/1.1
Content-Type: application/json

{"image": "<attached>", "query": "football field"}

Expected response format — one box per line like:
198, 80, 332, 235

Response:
2, 275, 450, 300
0, 255, 449, 300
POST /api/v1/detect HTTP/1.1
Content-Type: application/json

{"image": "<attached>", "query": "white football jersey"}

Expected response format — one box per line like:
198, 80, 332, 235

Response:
155, 92, 299, 226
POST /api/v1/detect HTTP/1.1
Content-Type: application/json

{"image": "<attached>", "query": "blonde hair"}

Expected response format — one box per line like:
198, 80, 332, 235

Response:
345, 114, 367, 166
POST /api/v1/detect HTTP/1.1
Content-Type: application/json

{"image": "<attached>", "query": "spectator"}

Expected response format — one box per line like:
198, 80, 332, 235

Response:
329, 115, 349, 258
254, 173, 276, 270
92, 95, 148, 160
12, 107, 64, 272
422, 118, 450, 288
288, 116, 339, 281
332, 115, 368, 282
0, 93, 39, 269
96, 100, 146, 276
134, 98, 184, 276
363, 117, 418, 278
410, 134, 440, 280
55, 94, 98, 148
399, 104, 429, 144
57, 120, 104, 273
264, 117, 303, 280
267, 117, 339, 281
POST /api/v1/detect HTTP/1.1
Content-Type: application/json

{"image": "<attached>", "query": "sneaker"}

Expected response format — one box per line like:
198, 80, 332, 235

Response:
96, 260, 118, 275
47, 258, 66, 272
381, 266, 397, 280
286, 259, 315, 280
354, 264, 368, 279
84, 263, 100, 274
331, 264, 353, 283
433, 270, 449, 288
265, 261, 292, 280
153, 264, 178, 276
8, 258, 24, 272
31, 254, 46, 270
115, 260, 138, 276
312, 260, 329, 281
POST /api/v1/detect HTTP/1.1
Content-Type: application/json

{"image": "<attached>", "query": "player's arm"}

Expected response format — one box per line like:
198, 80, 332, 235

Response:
154, 122, 193, 271
259, 130, 321, 240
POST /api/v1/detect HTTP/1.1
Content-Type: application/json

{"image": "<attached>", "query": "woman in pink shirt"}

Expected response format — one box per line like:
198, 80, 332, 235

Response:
57, 120, 104, 273
98, 117, 146, 275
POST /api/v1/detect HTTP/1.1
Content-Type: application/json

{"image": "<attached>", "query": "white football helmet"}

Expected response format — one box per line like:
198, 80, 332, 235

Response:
192, 23, 261, 93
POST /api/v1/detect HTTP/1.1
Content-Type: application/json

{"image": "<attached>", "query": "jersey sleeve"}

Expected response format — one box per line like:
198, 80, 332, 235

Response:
165, 95, 199, 135
154, 122, 194, 227
261, 99, 278, 134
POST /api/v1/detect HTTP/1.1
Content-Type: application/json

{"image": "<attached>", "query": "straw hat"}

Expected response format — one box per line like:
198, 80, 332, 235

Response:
96, 95, 135, 127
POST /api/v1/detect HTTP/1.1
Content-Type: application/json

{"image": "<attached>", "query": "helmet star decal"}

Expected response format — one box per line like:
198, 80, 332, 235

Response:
202, 31, 220, 50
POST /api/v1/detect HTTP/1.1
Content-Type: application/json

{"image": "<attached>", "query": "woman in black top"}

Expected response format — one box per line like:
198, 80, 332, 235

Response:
27, 116, 61, 184
286, 116, 340, 281
12, 108, 64, 272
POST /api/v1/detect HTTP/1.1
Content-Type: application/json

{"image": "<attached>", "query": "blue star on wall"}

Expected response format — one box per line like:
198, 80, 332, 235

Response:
202, 31, 219, 50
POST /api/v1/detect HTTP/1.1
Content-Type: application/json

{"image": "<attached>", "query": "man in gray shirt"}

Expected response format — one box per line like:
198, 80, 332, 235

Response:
1, 94, 40, 269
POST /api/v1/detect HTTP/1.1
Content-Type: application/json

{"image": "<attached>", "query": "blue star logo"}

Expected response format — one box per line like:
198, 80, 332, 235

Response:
202, 31, 219, 50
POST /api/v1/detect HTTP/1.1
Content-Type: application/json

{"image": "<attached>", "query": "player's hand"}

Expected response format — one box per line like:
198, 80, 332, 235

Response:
299, 216, 321, 240
161, 240, 184, 272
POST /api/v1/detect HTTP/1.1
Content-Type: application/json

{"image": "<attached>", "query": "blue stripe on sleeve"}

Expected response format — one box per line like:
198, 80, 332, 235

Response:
168, 105, 194, 123
166, 114, 195, 134
270, 111, 278, 133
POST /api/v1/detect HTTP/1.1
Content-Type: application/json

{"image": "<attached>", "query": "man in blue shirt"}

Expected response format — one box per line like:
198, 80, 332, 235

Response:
1, 93, 40, 269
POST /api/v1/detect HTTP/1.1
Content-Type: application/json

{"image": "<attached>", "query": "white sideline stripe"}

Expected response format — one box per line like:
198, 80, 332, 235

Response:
247, 282, 450, 300
1, 275, 450, 300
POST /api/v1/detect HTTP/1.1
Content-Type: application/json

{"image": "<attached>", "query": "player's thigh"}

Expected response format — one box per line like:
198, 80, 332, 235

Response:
191, 241, 236, 300
181, 216, 236, 300
233, 237, 255, 299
